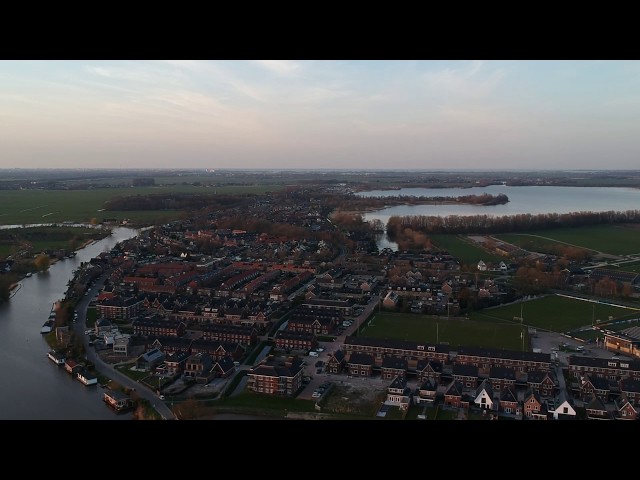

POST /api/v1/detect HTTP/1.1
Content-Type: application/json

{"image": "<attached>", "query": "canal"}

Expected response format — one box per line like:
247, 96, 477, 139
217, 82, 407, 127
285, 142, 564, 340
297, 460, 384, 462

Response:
0, 227, 139, 420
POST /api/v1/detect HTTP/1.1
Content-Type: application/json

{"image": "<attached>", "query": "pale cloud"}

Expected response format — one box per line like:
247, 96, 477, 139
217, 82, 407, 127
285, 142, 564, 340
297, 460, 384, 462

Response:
253, 60, 302, 77
423, 60, 506, 100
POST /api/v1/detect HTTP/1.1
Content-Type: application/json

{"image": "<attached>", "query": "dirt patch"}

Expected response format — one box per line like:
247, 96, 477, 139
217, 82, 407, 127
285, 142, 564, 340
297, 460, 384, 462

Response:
321, 384, 386, 417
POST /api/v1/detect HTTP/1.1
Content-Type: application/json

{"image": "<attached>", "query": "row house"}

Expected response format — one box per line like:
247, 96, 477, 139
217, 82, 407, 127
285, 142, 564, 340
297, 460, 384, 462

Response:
414, 378, 438, 405
184, 352, 215, 384
218, 269, 262, 297
578, 375, 616, 402
133, 317, 186, 338
97, 296, 145, 321
302, 298, 352, 316
499, 388, 521, 416
452, 364, 479, 389
326, 350, 346, 374
523, 390, 547, 420
443, 381, 472, 409
454, 346, 551, 374
190, 339, 245, 361
546, 391, 577, 420
569, 356, 640, 381
347, 353, 375, 377
147, 336, 193, 354
274, 331, 318, 353
270, 271, 314, 301
344, 336, 449, 369
585, 394, 611, 420
381, 356, 408, 380
287, 316, 335, 336
615, 395, 638, 420
489, 366, 517, 391
247, 356, 304, 396
165, 351, 190, 375
415, 359, 443, 384
386, 376, 411, 410
619, 377, 640, 405
200, 324, 258, 346
474, 379, 495, 411
526, 370, 557, 397
240, 270, 281, 299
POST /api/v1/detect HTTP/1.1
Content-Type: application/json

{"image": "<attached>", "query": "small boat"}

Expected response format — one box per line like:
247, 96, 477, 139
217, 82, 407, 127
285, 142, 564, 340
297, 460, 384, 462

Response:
25, 272, 32, 277
40, 319, 55, 334
47, 350, 65, 365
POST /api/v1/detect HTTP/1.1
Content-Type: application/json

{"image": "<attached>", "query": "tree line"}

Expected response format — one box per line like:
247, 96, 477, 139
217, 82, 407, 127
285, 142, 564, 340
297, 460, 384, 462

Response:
387, 209, 640, 236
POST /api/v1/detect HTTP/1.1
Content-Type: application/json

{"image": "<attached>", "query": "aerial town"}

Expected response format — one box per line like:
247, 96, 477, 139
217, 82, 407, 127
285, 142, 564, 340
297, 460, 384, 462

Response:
6, 171, 638, 421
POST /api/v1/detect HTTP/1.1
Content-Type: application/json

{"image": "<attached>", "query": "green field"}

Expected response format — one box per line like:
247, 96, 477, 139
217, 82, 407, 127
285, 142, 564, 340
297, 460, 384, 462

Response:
471, 294, 640, 332
496, 224, 640, 256
0, 184, 282, 226
359, 311, 526, 350
496, 233, 595, 257
431, 234, 505, 266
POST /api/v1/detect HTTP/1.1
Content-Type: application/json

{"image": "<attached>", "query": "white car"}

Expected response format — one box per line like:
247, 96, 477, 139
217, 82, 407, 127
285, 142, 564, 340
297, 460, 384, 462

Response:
316, 347, 325, 352
311, 391, 321, 398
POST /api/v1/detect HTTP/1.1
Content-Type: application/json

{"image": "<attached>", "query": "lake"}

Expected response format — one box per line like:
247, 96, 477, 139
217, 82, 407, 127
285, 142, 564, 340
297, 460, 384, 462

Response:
359, 185, 640, 250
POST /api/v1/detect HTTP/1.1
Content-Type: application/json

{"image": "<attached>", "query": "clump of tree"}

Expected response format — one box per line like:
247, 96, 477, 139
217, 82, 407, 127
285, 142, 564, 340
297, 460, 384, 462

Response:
104, 193, 252, 212
387, 209, 640, 236
131, 177, 155, 187
34, 254, 50, 272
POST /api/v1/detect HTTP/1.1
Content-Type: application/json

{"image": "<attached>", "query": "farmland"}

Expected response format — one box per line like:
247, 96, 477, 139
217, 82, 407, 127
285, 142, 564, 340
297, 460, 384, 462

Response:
0, 184, 282, 226
495, 224, 640, 256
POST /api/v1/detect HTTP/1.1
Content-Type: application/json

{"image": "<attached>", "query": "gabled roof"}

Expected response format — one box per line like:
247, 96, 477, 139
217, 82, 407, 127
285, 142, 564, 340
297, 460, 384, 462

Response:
348, 352, 375, 367
382, 356, 408, 370
456, 346, 550, 364
452, 364, 479, 378
419, 378, 438, 392
524, 389, 542, 404
214, 356, 235, 373
527, 370, 554, 385
328, 350, 345, 363
584, 375, 611, 391
489, 366, 516, 381
139, 348, 165, 363
475, 379, 493, 399
500, 387, 518, 403
620, 377, 640, 393
586, 394, 607, 412
416, 359, 443, 373
345, 336, 448, 355
389, 375, 407, 390
445, 381, 464, 397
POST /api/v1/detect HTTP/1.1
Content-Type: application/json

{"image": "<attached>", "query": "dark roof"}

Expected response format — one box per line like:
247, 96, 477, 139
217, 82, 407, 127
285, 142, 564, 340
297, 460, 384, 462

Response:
456, 346, 550, 364
140, 348, 165, 362
586, 394, 607, 412
416, 359, 443, 373
620, 377, 640, 393
527, 370, 553, 385
452, 364, 479, 378
419, 378, 438, 392
148, 336, 193, 350
303, 298, 351, 308
444, 381, 463, 397
190, 339, 243, 353
345, 336, 448, 354
214, 355, 235, 373
202, 324, 257, 335
275, 330, 316, 341
590, 268, 639, 283
500, 387, 518, 403
250, 357, 303, 378
524, 389, 542, 403
584, 375, 612, 391
348, 352, 375, 367
475, 379, 493, 398
329, 350, 345, 363
104, 390, 131, 401
389, 375, 407, 390
489, 366, 516, 381
382, 356, 408, 370
569, 355, 640, 371
165, 351, 190, 363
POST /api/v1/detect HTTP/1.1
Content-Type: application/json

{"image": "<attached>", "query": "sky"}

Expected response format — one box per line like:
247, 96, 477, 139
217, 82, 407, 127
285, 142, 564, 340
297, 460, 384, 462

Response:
1, 60, 639, 171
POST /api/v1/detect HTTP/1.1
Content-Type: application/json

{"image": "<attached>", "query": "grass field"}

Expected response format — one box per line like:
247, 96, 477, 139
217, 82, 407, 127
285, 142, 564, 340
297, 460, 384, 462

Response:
431, 234, 505, 266
0, 184, 282, 226
495, 234, 595, 256
471, 294, 640, 332
359, 311, 526, 350
495, 224, 640, 256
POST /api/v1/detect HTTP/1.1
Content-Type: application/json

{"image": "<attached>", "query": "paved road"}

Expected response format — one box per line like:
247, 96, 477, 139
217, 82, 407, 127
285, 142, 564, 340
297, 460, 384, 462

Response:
77, 273, 176, 420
